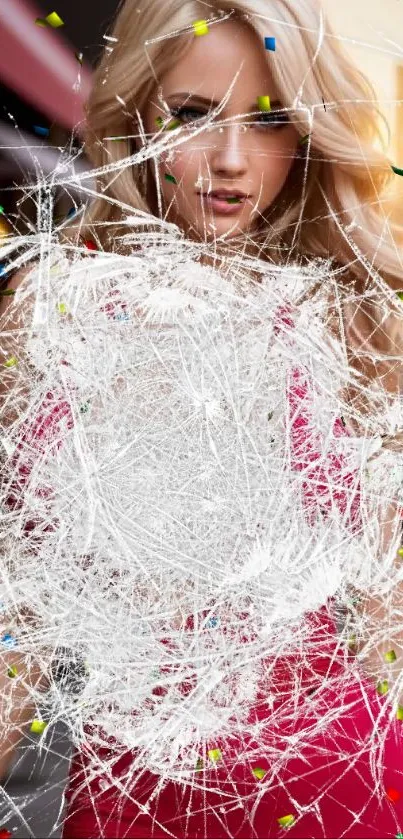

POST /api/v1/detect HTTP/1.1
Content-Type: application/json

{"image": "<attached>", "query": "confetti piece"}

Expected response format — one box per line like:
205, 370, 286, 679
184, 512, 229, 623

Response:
264, 37, 276, 51
387, 787, 401, 803
299, 134, 310, 146
166, 120, 181, 131
0, 288, 15, 296
391, 165, 403, 177
30, 719, 48, 734
33, 126, 50, 138
206, 616, 219, 628
35, 17, 47, 26
75, 52, 84, 64
0, 830, 12, 839
7, 666, 18, 678
396, 706, 403, 721
277, 814, 296, 828
1, 633, 16, 649
384, 649, 397, 663
45, 11, 64, 27
226, 197, 242, 204
397, 547, 403, 557
395, 833, 403, 838
377, 679, 389, 695
397, 292, 403, 301
195, 757, 204, 771
257, 95, 271, 112
79, 402, 90, 414
208, 748, 222, 764
57, 302, 68, 315
0, 206, 4, 214
252, 766, 267, 780
67, 208, 76, 218
155, 117, 164, 128
192, 19, 209, 36
3, 357, 18, 368
83, 240, 97, 251
164, 173, 177, 184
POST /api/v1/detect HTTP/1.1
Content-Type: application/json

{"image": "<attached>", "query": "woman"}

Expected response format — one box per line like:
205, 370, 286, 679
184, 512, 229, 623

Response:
1, 0, 403, 836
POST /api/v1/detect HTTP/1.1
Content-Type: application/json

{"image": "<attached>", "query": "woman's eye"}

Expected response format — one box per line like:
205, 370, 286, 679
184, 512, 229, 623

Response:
169, 106, 208, 124
254, 111, 290, 129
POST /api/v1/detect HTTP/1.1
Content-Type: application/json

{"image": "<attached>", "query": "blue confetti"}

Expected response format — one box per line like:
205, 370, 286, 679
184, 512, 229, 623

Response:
206, 616, 220, 629
1, 633, 16, 649
264, 37, 276, 51
33, 126, 50, 138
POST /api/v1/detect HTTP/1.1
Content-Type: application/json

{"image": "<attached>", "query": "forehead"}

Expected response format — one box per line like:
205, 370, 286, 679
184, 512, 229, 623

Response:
159, 19, 279, 104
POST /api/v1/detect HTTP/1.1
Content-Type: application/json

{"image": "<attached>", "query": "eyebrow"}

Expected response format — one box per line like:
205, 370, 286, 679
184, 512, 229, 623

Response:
165, 92, 283, 110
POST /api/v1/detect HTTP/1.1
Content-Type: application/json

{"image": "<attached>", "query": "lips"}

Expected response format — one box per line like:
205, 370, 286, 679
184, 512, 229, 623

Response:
202, 190, 248, 200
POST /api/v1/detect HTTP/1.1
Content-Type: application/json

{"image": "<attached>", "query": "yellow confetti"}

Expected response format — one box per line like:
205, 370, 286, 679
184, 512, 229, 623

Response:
384, 649, 397, 663
397, 705, 403, 721
397, 547, 403, 557
35, 17, 47, 26
252, 767, 267, 780
377, 680, 389, 696
4, 356, 18, 368
7, 666, 18, 678
57, 302, 68, 315
30, 719, 48, 734
192, 19, 209, 36
208, 748, 222, 764
277, 814, 296, 828
45, 11, 64, 27
257, 95, 271, 112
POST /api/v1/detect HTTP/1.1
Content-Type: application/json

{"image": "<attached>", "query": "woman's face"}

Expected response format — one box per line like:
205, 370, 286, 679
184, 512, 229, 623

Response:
142, 19, 299, 241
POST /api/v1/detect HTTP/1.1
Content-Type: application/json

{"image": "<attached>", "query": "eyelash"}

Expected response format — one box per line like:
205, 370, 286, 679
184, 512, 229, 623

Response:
169, 105, 290, 130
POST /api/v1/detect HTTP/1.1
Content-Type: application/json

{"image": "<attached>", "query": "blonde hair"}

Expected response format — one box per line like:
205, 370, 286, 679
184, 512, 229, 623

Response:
63, 0, 403, 402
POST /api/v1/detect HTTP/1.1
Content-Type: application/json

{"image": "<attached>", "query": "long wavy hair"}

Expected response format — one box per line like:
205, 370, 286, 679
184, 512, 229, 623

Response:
62, 0, 403, 408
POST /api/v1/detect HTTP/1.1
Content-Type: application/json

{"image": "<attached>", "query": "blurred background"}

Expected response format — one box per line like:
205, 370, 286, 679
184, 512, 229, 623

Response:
0, 0, 403, 836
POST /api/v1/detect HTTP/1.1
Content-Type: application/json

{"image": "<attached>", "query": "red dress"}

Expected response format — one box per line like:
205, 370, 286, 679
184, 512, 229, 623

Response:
6, 299, 403, 838
61, 304, 403, 838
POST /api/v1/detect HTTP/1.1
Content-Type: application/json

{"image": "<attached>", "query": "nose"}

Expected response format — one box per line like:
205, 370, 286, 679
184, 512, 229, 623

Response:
209, 123, 249, 179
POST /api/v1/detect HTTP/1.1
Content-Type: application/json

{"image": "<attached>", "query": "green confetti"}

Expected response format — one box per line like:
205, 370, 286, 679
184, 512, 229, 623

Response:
3, 356, 18, 368
397, 292, 403, 301
208, 748, 222, 764
7, 666, 18, 678
384, 649, 397, 664
164, 173, 177, 184
0, 206, 4, 214
299, 134, 310, 145
252, 767, 267, 780
192, 19, 209, 36
57, 302, 68, 315
45, 12, 64, 27
257, 95, 271, 112
30, 719, 48, 734
226, 196, 242, 204
0, 289, 15, 297
195, 757, 204, 771
396, 706, 403, 721
35, 17, 47, 26
277, 814, 295, 828
391, 165, 403, 177
166, 119, 181, 131
377, 679, 389, 696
